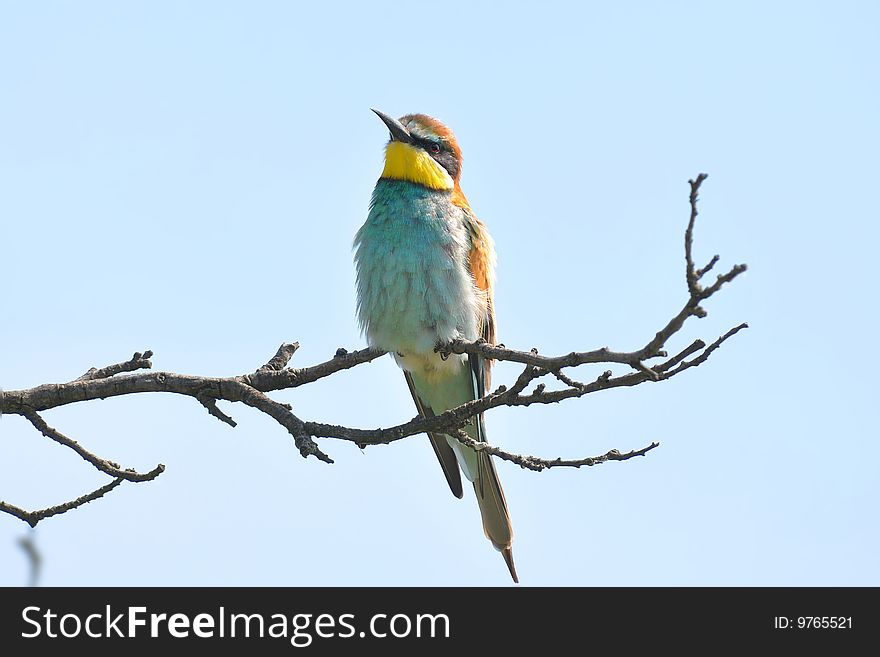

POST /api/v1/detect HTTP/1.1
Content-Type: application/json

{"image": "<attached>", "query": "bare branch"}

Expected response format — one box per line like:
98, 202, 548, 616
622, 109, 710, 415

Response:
298, 319, 742, 448
197, 390, 238, 427
1, 478, 124, 527
257, 342, 300, 373
20, 406, 165, 482
439, 340, 665, 371
244, 346, 386, 391
75, 350, 153, 382
551, 369, 586, 390
0, 174, 747, 525
685, 173, 709, 296
656, 339, 706, 373
218, 379, 334, 464
698, 263, 749, 300
659, 323, 749, 378
453, 429, 660, 472
696, 254, 720, 280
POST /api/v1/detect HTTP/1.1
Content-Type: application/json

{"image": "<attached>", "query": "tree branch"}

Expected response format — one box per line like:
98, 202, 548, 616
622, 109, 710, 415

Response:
20, 406, 164, 482
0, 174, 747, 526
452, 429, 660, 472
1, 479, 125, 528
75, 350, 153, 382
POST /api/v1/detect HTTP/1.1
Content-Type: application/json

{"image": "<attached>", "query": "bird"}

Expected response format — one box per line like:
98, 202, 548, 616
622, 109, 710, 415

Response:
354, 109, 517, 582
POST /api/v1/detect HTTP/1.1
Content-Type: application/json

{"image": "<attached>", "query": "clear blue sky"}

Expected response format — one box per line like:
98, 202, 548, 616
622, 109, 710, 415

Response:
1, 1, 877, 586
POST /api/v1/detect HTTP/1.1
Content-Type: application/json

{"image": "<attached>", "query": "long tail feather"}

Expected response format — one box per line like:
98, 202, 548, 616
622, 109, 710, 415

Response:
468, 349, 517, 583
474, 450, 517, 583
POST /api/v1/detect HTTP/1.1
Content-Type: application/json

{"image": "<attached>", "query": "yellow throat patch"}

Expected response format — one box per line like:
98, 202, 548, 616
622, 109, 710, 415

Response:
381, 141, 454, 190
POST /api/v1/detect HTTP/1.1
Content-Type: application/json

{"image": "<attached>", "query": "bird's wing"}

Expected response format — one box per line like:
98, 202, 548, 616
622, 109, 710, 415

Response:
464, 210, 497, 388
404, 370, 464, 499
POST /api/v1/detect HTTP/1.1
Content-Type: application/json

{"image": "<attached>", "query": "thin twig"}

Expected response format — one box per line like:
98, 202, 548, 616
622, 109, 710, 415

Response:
660, 323, 749, 378
257, 342, 300, 373
197, 390, 238, 427
696, 255, 720, 280
20, 406, 165, 482
0, 478, 124, 527
453, 429, 659, 472
75, 350, 153, 382
685, 173, 709, 296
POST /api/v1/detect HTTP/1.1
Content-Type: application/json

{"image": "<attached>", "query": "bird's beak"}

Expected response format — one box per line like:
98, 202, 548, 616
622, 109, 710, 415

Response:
372, 108, 413, 144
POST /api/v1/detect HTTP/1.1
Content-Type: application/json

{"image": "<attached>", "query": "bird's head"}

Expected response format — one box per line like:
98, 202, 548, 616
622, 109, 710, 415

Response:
372, 109, 463, 191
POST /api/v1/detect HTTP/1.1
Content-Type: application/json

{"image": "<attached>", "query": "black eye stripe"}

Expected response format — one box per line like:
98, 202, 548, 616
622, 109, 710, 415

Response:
411, 135, 459, 178
414, 137, 442, 153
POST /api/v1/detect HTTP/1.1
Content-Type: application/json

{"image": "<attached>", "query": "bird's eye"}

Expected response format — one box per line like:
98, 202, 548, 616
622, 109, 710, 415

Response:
429, 142, 441, 154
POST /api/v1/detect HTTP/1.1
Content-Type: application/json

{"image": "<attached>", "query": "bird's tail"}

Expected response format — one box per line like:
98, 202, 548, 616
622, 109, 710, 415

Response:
474, 448, 517, 583
408, 358, 518, 582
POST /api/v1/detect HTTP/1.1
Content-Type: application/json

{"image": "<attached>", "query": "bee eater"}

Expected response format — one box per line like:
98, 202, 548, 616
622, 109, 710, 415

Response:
354, 110, 517, 582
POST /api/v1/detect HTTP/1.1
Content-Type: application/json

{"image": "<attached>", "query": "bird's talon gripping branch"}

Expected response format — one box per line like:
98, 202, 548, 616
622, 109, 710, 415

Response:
433, 340, 456, 359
